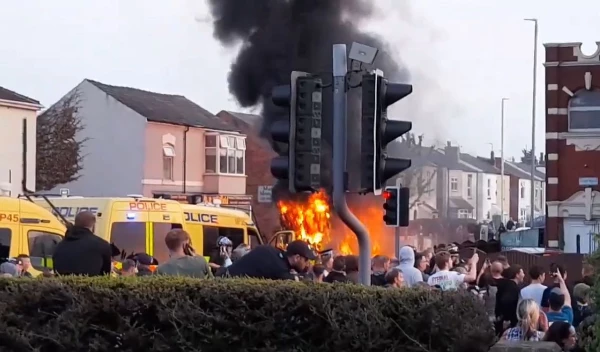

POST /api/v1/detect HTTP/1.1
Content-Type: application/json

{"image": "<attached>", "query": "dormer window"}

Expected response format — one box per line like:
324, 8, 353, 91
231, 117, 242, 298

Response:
568, 89, 600, 131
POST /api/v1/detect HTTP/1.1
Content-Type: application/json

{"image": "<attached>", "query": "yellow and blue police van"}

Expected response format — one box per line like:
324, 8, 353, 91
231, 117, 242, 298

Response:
32, 195, 265, 265
180, 203, 263, 260
0, 196, 66, 272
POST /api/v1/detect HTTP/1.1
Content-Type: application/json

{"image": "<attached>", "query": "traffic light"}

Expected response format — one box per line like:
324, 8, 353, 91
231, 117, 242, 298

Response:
269, 71, 323, 193
382, 186, 410, 227
361, 71, 413, 195
382, 186, 399, 226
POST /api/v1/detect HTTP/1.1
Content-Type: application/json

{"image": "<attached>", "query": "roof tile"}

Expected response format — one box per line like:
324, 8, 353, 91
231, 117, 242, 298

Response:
86, 79, 234, 131
0, 86, 40, 105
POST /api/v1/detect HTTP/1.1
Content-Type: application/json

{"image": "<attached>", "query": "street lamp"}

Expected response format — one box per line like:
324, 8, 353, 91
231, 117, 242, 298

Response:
501, 97, 509, 223
525, 18, 538, 225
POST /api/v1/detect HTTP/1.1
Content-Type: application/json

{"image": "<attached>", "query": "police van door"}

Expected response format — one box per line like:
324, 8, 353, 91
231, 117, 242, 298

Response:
109, 201, 151, 259
148, 203, 184, 265
0, 212, 20, 259
20, 220, 63, 270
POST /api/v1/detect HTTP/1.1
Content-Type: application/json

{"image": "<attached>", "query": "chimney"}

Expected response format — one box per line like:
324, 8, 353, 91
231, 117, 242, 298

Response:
490, 150, 495, 164
539, 152, 544, 165
418, 134, 423, 146
447, 140, 451, 147
444, 143, 460, 163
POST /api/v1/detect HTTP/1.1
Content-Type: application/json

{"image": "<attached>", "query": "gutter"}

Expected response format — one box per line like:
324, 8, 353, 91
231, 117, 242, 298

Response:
183, 126, 190, 193
0, 99, 44, 111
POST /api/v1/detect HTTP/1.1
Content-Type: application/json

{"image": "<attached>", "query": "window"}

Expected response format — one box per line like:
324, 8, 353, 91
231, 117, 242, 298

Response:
28, 231, 62, 270
458, 209, 472, 219
202, 226, 245, 258
152, 223, 182, 265
247, 228, 260, 249
568, 89, 600, 131
0, 228, 11, 259
450, 177, 458, 192
520, 184, 525, 199
162, 144, 175, 180
205, 135, 217, 173
110, 222, 146, 257
467, 175, 473, 198
204, 133, 246, 175
487, 179, 491, 198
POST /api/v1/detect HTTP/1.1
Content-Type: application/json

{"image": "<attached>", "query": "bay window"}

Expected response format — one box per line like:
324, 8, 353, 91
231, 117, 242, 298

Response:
204, 133, 246, 175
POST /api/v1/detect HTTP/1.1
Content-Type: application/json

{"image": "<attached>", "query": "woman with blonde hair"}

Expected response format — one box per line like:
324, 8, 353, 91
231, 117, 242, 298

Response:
502, 299, 545, 341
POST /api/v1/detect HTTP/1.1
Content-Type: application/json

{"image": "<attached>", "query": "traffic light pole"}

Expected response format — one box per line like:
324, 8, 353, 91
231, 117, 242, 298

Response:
332, 44, 372, 286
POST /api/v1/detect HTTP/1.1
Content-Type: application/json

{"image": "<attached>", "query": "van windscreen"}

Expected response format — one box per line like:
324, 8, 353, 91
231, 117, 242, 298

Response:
110, 222, 146, 258
203, 226, 244, 258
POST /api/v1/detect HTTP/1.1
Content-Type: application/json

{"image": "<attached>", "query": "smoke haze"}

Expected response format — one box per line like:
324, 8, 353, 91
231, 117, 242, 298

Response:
207, 0, 410, 164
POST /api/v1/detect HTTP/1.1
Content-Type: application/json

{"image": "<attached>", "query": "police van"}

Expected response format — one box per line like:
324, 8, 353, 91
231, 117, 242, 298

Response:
0, 196, 66, 271
181, 203, 262, 260
32, 195, 264, 265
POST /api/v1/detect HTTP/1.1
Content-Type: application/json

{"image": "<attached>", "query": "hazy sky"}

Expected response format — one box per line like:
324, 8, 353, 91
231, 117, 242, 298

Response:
1, 0, 599, 159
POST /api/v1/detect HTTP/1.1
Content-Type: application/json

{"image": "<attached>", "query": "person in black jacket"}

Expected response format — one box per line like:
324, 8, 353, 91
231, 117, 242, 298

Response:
53, 211, 112, 276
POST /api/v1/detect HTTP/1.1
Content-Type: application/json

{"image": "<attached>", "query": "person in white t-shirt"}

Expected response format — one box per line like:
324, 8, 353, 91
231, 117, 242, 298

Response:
520, 265, 547, 306
427, 250, 479, 291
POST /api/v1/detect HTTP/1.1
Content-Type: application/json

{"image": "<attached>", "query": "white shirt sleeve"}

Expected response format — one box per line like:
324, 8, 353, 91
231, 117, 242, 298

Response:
454, 272, 466, 286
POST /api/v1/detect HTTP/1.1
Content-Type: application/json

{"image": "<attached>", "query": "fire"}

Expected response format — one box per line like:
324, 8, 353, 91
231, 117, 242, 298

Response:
278, 190, 331, 249
277, 190, 395, 257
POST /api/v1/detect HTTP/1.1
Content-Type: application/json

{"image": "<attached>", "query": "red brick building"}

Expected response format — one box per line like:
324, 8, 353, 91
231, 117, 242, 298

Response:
217, 111, 281, 240
545, 41, 600, 253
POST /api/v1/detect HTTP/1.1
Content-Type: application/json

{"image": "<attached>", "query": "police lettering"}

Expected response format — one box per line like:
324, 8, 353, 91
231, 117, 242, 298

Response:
53, 207, 99, 218
184, 212, 218, 223
0, 213, 19, 222
129, 202, 167, 211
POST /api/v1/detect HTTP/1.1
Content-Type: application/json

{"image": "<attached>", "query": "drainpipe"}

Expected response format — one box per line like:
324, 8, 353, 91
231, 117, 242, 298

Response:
183, 126, 190, 193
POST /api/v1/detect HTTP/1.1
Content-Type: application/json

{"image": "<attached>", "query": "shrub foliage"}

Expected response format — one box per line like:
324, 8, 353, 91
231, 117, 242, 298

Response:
0, 277, 495, 352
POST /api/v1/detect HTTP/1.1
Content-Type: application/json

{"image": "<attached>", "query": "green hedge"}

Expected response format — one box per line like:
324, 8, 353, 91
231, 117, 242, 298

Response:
580, 248, 600, 351
0, 277, 495, 352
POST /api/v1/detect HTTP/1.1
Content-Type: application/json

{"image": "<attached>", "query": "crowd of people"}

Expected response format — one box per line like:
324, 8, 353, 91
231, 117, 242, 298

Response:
1, 211, 593, 351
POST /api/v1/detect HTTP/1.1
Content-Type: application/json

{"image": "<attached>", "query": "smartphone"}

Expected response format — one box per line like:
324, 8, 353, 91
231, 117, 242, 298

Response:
183, 243, 195, 256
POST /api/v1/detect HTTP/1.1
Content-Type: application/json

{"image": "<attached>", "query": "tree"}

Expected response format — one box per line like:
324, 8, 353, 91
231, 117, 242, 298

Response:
392, 134, 437, 210
36, 90, 88, 191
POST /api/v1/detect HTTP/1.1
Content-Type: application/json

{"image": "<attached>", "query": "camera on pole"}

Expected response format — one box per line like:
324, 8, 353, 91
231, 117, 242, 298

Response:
360, 70, 413, 195
270, 71, 323, 193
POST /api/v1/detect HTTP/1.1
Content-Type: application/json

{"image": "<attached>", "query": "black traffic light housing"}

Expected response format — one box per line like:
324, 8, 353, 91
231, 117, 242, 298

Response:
382, 186, 410, 227
361, 71, 413, 194
269, 71, 323, 193
383, 186, 399, 226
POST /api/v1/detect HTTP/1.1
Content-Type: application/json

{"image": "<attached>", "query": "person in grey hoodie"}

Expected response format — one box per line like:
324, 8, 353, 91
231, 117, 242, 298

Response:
396, 246, 423, 287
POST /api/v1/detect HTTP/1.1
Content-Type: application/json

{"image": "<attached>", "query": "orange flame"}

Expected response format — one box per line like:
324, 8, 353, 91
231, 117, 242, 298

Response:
277, 190, 394, 256
278, 190, 331, 249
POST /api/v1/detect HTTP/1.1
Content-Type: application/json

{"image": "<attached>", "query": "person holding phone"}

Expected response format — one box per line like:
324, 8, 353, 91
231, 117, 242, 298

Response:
156, 229, 213, 279
208, 236, 233, 272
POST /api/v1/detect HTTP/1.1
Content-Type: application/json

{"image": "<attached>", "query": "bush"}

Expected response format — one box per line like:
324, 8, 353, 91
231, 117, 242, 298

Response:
0, 277, 495, 352
580, 247, 600, 351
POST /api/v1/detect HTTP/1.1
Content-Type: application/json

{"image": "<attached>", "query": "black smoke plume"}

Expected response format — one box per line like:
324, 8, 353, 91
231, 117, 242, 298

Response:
208, 0, 410, 194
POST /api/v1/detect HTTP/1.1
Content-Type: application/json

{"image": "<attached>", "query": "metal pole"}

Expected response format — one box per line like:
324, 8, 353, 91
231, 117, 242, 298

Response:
500, 98, 508, 223
525, 18, 539, 226
394, 178, 402, 256
332, 44, 372, 285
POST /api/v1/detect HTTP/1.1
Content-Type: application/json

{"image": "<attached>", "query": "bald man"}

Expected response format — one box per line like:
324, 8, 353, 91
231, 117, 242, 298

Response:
490, 261, 504, 281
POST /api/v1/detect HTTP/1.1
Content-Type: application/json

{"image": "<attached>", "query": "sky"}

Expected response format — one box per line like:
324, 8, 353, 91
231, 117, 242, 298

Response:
1, 0, 599, 160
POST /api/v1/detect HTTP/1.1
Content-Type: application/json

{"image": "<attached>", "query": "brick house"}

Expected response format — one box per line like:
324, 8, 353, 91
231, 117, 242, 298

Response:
545, 41, 600, 253
217, 110, 281, 240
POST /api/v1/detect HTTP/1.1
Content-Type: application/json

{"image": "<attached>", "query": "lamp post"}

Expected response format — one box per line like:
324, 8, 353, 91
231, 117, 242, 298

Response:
525, 18, 539, 225
501, 98, 509, 223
